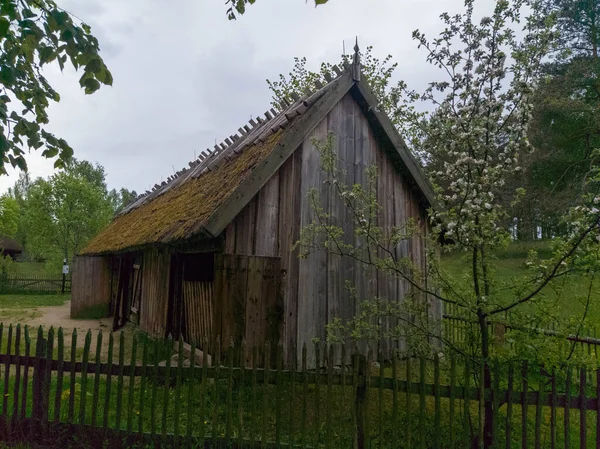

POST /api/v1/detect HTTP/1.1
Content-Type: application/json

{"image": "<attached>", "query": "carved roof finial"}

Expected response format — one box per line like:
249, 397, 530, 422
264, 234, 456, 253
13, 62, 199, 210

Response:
352, 37, 361, 82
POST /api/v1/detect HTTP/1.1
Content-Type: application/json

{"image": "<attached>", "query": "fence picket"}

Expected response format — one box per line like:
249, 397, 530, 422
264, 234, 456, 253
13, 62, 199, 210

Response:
378, 349, 384, 447
464, 359, 471, 446
212, 337, 220, 447
150, 338, 159, 437
161, 334, 172, 440
200, 337, 208, 443
115, 331, 125, 431
301, 344, 307, 449
325, 344, 332, 449
126, 333, 138, 434
289, 343, 296, 449
238, 340, 245, 448
3, 324, 12, 417
53, 328, 64, 423
581, 366, 587, 449
506, 362, 514, 449
67, 328, 77, 424
313, 342, 320, 447
522, 361, 528, 449
392, 350, 398, 449
138, 335, 148, 435
91, 331, 102, 428
263, 340, 271, 447
419, 354, 426, 449
565, 366, 572, 449
174, 336, 184, 447
78, 330, 91, 425
277, 342, 284, 448
407, 353, 413, 449
252, 344, 259, 448
11, 324, 21, 430
535, 366, 543, 449
20, 326, 30, 421
551, 368, 557, 449
186, 341, 196, 446
103, 332, 114, 431
226, 341, 234, 445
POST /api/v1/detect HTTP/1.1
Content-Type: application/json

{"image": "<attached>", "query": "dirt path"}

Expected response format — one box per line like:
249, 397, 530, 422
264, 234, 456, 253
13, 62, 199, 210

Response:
18, 300, 113, 333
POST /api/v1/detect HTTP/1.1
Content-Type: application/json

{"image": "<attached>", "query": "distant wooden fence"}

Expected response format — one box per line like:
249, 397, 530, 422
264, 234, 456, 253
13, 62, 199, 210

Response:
2, 323, 600, 448
0, 273, 71, 294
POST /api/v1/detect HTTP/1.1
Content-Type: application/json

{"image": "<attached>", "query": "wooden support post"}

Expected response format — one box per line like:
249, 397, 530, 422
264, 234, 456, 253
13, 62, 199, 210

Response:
353, 353, 366, 449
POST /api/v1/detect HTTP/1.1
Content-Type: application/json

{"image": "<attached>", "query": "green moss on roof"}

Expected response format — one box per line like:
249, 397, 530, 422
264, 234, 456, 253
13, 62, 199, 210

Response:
81, 131, 283, 255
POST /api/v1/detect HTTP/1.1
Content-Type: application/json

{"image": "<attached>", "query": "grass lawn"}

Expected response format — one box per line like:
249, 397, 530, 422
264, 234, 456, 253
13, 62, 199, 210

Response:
0, 294, 69, 309
440, 240, 600, 328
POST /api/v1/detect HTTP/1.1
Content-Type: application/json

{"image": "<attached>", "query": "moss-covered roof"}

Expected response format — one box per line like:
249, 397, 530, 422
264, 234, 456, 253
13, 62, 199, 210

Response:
81, 75, 336, 255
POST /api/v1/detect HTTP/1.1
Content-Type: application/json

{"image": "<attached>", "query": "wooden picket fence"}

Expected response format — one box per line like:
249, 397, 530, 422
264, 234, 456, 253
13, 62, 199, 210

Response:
0, 273, 71, 294
1, 324, 600, 448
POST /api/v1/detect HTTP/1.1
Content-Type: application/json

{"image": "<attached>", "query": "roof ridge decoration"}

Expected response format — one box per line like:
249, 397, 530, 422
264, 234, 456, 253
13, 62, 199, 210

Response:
118, 65, 349, 216
352, 37, 361, 82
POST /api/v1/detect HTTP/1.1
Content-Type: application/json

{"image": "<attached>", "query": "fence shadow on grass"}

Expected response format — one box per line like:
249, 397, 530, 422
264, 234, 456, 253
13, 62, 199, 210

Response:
0, 323, 598, 448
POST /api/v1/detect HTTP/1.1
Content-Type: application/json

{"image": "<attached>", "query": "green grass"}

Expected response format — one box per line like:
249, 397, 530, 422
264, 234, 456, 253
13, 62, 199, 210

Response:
0, 294, 69, 310
440, 240, 600, 325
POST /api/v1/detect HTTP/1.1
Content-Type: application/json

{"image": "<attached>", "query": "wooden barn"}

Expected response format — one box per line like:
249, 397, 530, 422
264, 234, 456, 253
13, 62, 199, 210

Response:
73, 50, 437, 364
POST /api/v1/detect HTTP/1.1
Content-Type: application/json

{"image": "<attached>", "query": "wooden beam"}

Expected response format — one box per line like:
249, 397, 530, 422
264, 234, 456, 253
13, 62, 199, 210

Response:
202, 72, 355, 237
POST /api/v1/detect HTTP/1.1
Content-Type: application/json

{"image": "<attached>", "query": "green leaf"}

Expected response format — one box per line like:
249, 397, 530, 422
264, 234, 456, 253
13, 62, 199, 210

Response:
39, 46, 55, 65
0, 17, 10, 40
315, 0, 328, 4
82, 77, 100, 94
95, 67, 113, 86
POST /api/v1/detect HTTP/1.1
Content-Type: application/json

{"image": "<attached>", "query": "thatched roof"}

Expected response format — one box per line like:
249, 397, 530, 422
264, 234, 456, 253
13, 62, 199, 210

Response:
81, 61, 435, 256
0, 237, 23, 253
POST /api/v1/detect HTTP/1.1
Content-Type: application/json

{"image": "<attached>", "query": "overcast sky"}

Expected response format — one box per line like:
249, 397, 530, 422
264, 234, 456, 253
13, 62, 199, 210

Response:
0, 0, 495, 195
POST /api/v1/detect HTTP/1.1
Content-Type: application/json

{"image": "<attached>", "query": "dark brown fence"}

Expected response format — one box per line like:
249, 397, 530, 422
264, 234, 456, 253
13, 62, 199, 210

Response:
0, 273, 71, 294
1, 323, 600, 448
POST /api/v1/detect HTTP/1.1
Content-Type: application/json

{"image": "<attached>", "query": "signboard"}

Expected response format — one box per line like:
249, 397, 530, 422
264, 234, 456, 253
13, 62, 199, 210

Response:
62, 265, 69, 275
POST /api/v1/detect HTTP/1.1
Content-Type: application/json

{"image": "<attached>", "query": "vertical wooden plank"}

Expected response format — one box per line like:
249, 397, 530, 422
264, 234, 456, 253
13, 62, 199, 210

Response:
390, 349, 398, 449
419, 354, 426, 449
276, 342, 284, 448
251, 345, 258, 448
20, 326, 30, 421
582, 366, 588, 449
535, 368, 543, 449
225, 341, 234, 445
186, 342, 196, 446
565, 366, 572, 449
301, 344, 307, 449
237, 341, 246, 449
297, 120, 329, 364
11, 324, 21, 428
493, 360, 500, 448
314, 342, 321, 446
262, 341, 271, 447
407, 354, 412, 449
463, 359, 471, 447
53, 328, 65, 423
449, 354, 456, 449
174, 337, 184, 447
103, 332, 114, 431
325, 345, 333, 449
67, 329, 77, 424
115, 331, 125, 431
91, 331, 102, 428
126, 334, 138, 434
550, 368, 556, 449
522, 361, 528, 449
161, 335, 173, 440
211, 337, 221, 448
434, 353, 441, 449
3, 324, 12, 417
506, 362, 514, 449
78, 330, 92, 425
255, 171, 280, 257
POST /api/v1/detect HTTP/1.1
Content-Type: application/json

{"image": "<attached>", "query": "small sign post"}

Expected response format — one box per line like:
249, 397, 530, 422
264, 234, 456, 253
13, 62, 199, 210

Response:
61, 259, 69, 294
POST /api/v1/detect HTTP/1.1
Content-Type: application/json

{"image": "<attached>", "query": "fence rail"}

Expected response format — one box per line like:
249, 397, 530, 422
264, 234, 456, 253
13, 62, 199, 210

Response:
0, 323, 600, 448
0, 273, 71, 294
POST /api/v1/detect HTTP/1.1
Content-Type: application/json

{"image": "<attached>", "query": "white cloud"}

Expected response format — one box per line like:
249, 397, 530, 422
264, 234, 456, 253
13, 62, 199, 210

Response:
0, 0, 494, 194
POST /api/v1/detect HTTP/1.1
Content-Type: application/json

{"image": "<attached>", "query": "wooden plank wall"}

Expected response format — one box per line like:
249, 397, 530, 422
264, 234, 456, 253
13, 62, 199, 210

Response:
225, 92, 432, 364
139, 247, 171, 338
214, 254, 283, 363
182, 281, 213, 351
70, 256, 112, 318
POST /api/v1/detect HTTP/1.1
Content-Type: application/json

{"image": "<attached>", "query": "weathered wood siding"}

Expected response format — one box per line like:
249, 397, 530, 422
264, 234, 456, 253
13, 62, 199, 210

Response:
71, 256, 112, 318
139, 247, 171, 338
225, 92, 432, 363
213, 254, 283, 363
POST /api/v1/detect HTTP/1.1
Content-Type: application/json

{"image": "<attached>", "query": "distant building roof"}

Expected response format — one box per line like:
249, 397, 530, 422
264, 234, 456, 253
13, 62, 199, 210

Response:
0, 236, 23, 254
